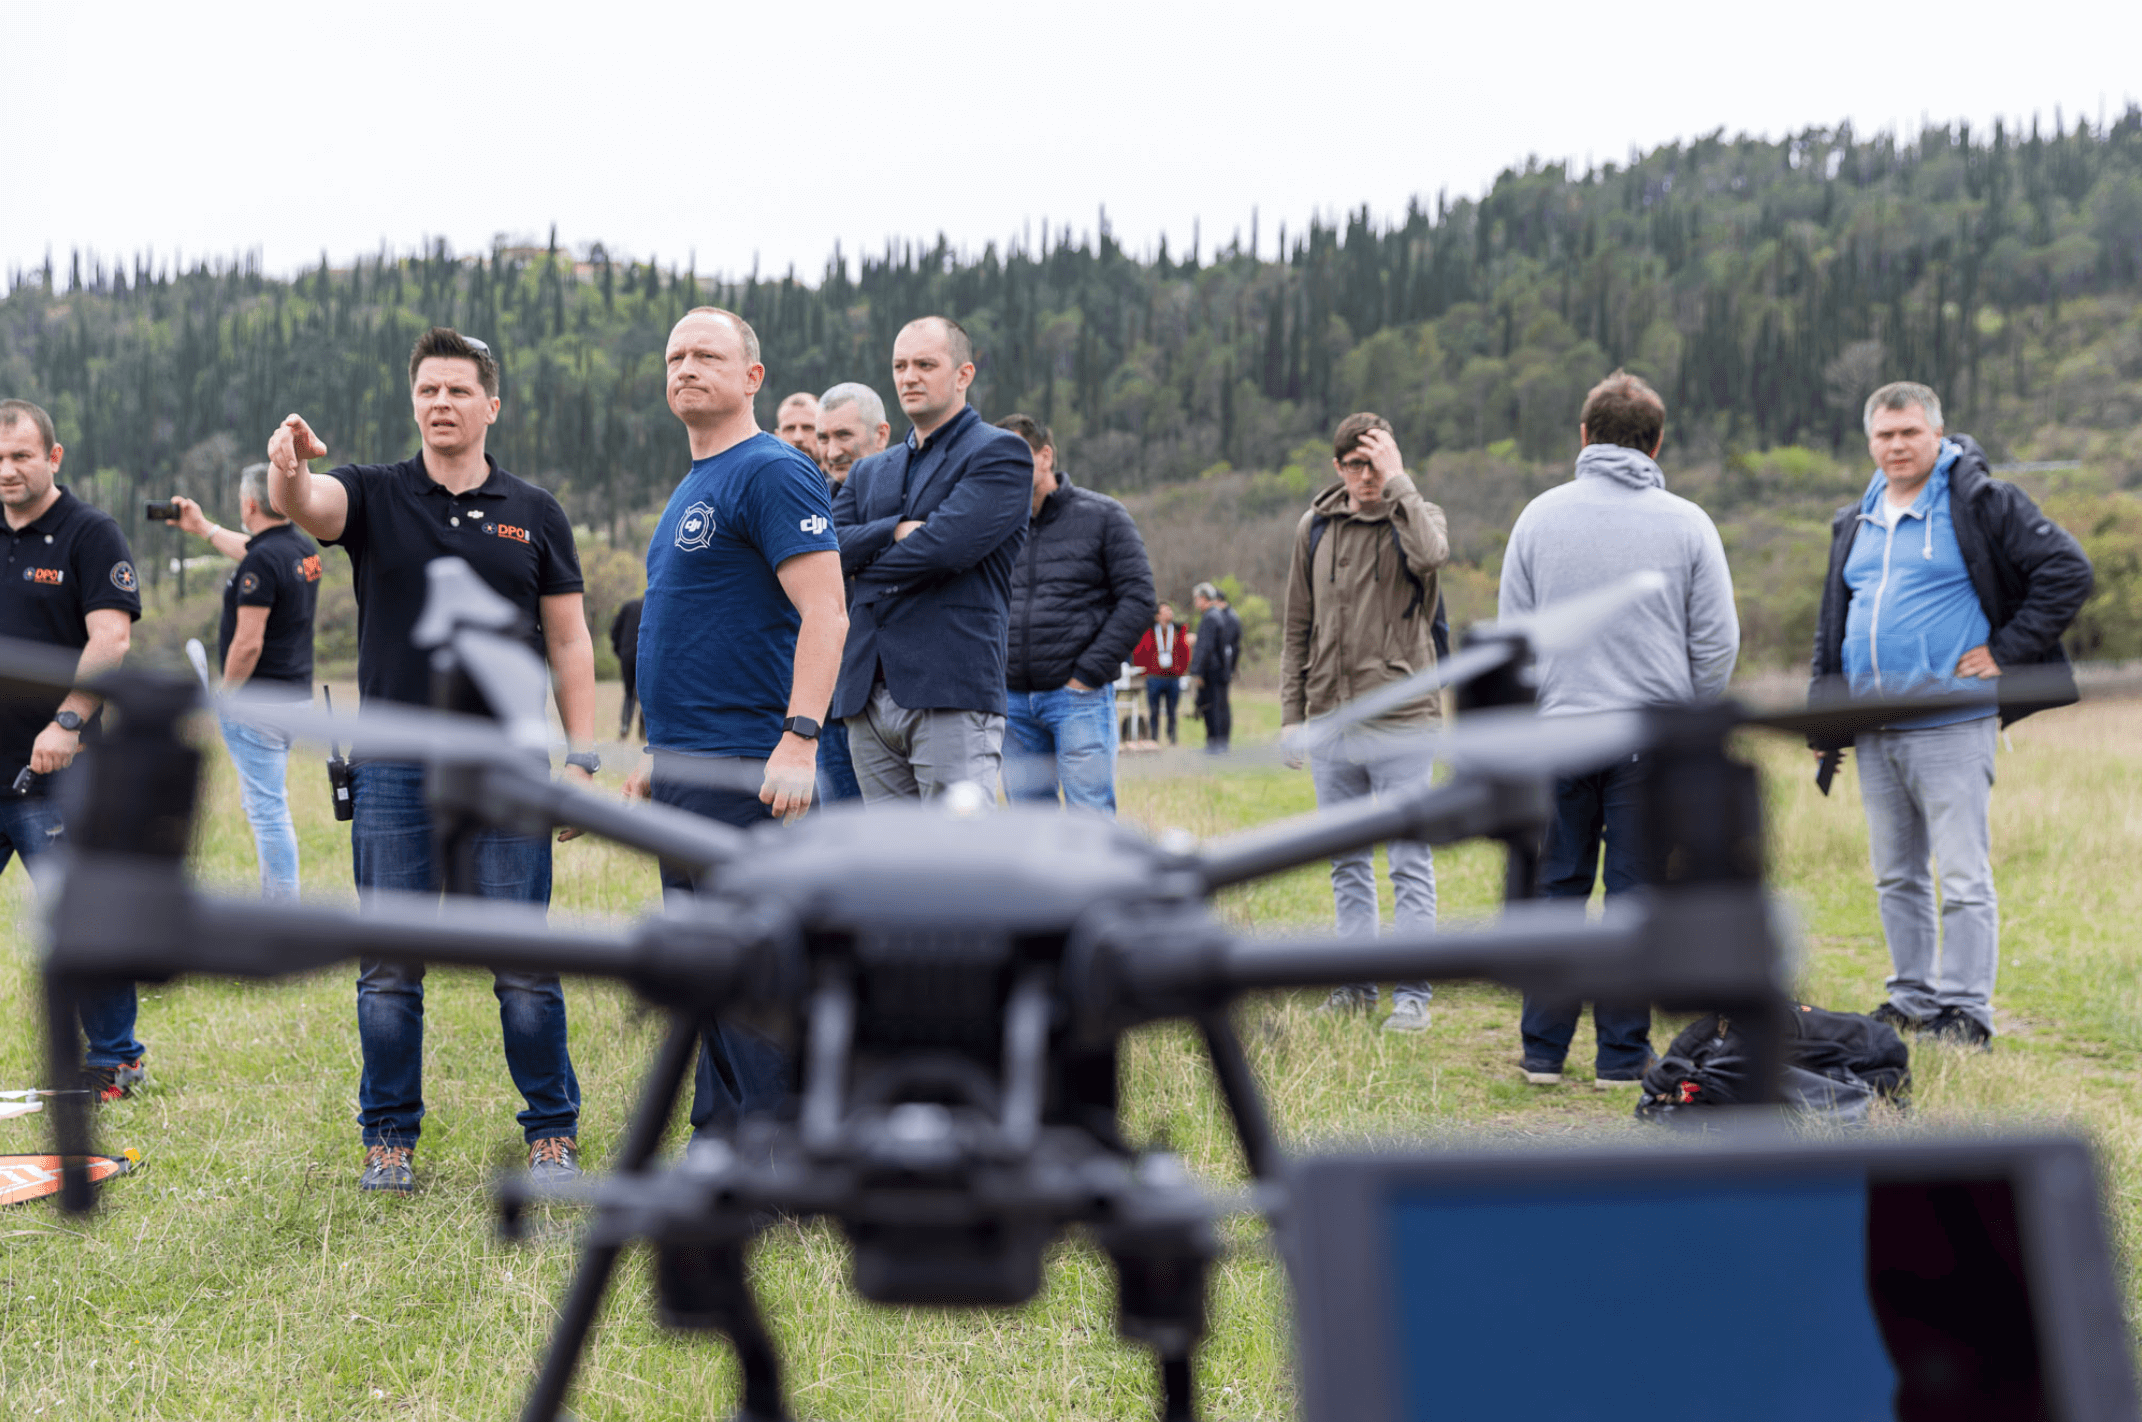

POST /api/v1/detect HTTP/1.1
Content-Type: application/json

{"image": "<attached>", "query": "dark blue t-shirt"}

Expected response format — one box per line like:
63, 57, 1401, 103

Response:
639, 433, 839, 758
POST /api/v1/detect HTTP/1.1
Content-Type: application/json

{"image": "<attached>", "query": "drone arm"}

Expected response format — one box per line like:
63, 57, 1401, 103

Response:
1196, 776, 1508, 891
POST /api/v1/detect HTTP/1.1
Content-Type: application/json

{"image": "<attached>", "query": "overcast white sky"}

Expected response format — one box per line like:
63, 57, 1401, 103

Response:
13, 0, 2141, 284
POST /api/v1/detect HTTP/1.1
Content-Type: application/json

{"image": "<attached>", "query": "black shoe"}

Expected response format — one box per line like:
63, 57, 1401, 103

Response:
361, 1144, 415, 1194
1520, 1058, 1565, 1085
1927, 1007, 1993, 1050
1869, 1002, 1927, 1034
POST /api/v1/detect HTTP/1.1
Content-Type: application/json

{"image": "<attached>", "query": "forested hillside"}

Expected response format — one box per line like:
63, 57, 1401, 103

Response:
4, 112, 2139, 669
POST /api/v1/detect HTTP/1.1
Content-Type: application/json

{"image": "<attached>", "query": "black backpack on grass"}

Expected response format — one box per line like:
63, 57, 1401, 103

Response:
1635, 1005, 1911, 1126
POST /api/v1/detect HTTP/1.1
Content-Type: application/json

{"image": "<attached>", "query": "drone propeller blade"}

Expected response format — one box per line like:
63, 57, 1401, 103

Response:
184, 639, 213, 693
1741, 665, 2089, 742
0, 633, 101, 703
1296, 641, 1513, 744
1505, 570, 1670, 655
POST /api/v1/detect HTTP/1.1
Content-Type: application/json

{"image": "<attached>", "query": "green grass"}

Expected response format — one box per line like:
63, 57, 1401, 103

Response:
4, 688, 2141, 1419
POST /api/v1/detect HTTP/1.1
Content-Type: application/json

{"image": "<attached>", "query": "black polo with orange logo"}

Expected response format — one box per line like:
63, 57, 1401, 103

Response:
217, 520, 322, 699
0, 487, 142, 781
321, 454, 583, 708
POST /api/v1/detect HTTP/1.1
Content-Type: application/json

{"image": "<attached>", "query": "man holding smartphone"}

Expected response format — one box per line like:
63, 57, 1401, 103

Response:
0, 398, 145, 1100
164, 464, 322, 898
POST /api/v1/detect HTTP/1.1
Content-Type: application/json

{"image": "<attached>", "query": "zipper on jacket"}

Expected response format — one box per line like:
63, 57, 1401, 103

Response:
1862, 507, 1900, 690
1020, 514, 1040, 690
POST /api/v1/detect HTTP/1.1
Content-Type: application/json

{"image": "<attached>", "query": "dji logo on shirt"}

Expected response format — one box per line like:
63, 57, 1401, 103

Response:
799, 515, 829, 535
675, 502, 717, 551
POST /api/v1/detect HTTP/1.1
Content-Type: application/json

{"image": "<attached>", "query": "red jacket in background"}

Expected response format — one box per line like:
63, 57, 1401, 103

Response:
1130, 620, 1193, 677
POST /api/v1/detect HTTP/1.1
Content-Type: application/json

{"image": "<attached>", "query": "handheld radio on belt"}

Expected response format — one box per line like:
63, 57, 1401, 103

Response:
323, 686, 354, 821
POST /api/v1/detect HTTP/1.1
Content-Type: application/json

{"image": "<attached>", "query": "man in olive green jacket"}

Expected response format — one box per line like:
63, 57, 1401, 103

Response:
1280, 412, 1450, 1032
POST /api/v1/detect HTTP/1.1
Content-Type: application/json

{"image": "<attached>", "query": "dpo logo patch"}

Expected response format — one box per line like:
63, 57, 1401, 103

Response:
296, 554, 323, 583
23, 567, 63, 585
799, 514, 830, 536
110, 562, 137, 593
486, 523, 532, 544
675, 501, 717, 551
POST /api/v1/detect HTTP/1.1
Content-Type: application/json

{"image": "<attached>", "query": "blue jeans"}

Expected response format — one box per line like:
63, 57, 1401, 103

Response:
649, 753, 792, 1138
350, 762, 578, 1147
1520, 754, 1654, 1076
1145, 677, 1181, 743
1004, 684, 1120, 814
817, 716, 863, 804
1857, 717, 1999, 1030
219, 712, 300, 898
0, 789, 144, 1068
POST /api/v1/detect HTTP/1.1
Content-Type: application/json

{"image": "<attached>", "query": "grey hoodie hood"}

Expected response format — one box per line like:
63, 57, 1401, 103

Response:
1574, 442, 1665, 491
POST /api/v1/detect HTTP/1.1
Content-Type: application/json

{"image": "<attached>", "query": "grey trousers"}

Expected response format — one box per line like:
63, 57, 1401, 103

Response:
1309, 739, 1437, 1005
848, 683, 1007, 802
1856, 716, 1999, 1029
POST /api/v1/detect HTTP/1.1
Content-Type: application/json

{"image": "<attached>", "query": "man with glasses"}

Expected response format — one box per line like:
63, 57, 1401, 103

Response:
1279, 413, 1449, 1033
266, 327, 600, 1195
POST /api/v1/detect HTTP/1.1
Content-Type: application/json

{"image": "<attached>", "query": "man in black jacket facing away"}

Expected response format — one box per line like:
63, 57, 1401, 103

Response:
998, 415, 1154, 813
1810, 381, 2092, 1049
1190, 581, 1241, 752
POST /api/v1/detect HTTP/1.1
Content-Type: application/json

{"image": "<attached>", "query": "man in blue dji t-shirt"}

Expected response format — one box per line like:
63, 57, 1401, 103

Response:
625, 306, 848, 1135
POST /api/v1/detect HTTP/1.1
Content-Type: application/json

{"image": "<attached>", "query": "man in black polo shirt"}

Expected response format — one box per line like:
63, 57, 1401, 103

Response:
165, 464, 321, 899
266, 328, 599, 1195
0, 398, 145, 1101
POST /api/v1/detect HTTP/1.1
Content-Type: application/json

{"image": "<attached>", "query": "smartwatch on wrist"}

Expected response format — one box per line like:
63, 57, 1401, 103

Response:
781, 716, 822, 741
564, 750, 601, 776
52, 710, 84, 734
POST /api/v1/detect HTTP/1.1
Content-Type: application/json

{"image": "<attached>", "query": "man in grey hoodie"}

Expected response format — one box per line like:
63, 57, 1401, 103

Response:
1498, 370, 1738, 1086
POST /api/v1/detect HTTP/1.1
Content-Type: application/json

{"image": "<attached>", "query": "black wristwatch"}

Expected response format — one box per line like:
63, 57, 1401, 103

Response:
564, 750, 601, 776
52, 710, 84, 734
780, 716, 822, 741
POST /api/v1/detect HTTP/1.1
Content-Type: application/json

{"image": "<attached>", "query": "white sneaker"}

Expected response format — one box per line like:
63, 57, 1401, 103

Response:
1383, 999, 1432, 1033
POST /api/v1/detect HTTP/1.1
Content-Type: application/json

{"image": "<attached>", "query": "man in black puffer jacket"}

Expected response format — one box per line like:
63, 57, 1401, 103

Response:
998, 414, 1155, 813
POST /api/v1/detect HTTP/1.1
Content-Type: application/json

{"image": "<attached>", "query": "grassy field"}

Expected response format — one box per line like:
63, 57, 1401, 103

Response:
3, 687, 2140, 1420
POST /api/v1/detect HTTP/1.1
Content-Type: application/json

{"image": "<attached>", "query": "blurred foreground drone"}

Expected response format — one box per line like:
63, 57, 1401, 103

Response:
18, 562, 2132, 1421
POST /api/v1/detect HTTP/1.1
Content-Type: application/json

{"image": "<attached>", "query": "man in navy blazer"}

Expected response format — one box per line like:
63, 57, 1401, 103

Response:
831, 316, 1033, 799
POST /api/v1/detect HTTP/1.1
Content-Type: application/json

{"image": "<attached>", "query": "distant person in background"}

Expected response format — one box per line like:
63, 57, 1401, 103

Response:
610, 594, 644, 741
164, 463, 323, 899
1500, 370, 1738, 1087
1130, 601, 1191, 744
627, 306, 846, 1136
266, 326, 599, 1194
1279, 414, 1448, 1033
1810, 381, 2092, 1051
1189, 583, 1239, 752
998, 414, 1154, 813
815, 382, 891, 489
0, 397, 145, 1101
813, 383, 893, 804
775, 391, 821, 464
831, 316, 1031, 800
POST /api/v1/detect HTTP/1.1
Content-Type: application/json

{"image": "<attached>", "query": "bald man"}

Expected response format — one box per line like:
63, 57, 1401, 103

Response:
829, 317, 1032, 799
774, 391, 821, 465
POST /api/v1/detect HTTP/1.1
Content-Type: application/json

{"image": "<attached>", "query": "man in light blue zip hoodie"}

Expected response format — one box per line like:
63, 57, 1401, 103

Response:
1814, 381, 2092, 1049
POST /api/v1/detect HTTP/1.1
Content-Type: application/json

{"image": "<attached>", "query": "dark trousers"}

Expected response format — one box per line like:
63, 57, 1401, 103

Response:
1519, 755, 1653, 1076
649, 753, 792, 1137
0, 788, 143, 1069
618, 656, 641, 740
1195, 677, 1233, 751
1144, 677, 1180, 743
350, 762, 577, 1146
